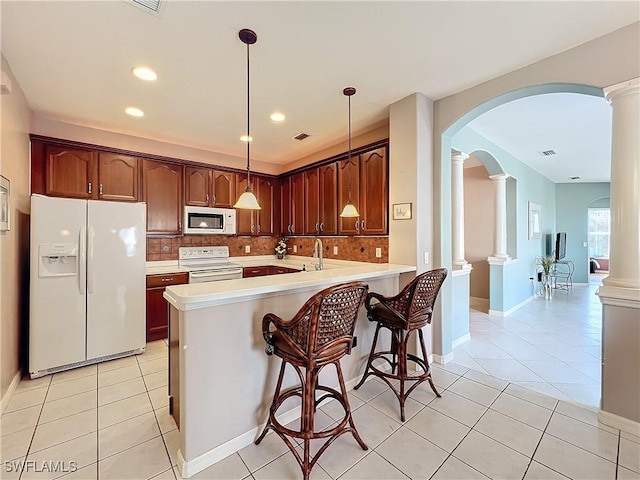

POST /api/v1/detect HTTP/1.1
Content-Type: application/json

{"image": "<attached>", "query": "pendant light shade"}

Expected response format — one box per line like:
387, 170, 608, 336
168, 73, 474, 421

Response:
234, 28, 261, 210
340, 87, 360, 218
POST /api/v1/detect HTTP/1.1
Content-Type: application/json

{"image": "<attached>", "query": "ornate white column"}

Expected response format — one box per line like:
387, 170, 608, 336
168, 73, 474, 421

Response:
598, 78, 640, 430
488, 173, 510, 261
452, 151, 470, 269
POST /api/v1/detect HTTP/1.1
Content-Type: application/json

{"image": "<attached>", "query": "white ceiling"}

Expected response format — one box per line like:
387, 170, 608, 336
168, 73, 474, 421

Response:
467, 93, 613, 183
1, 1, 638, 169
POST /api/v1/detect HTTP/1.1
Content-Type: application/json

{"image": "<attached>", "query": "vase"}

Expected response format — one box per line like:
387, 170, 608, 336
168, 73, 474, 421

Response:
541, 273, 553, 300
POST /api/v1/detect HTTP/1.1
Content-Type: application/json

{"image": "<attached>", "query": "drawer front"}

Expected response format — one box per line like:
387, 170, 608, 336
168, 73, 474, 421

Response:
243, 266, 269, 278
146, 272, 189, 288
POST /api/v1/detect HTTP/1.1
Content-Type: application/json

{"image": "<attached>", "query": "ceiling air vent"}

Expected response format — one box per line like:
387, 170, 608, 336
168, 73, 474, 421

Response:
126, 0, 162, 14
292, 132, 311, 141
539, 149, 557, 156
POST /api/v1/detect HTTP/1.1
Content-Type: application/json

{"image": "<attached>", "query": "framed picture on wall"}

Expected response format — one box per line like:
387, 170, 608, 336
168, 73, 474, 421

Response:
0, 175, 9, 232
528, 201, 541, 240
392, 203, 412, 220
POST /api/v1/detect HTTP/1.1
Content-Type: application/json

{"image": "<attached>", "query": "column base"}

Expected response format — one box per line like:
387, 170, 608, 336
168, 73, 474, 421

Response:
452, 262, 472, 271
487, 255, 512, 265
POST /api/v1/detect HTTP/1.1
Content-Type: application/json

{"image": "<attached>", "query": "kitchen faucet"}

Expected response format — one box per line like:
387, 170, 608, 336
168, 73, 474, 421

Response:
313, 237, 323, 271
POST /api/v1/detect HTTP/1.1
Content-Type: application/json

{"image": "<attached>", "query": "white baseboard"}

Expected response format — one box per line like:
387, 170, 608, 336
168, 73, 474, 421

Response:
452, 333, 471, 349
489, 295, 535, 318
598, 410, 640, 436
1, 369, 22, 415
432, 352, 455, 364
177, 372, 384, 478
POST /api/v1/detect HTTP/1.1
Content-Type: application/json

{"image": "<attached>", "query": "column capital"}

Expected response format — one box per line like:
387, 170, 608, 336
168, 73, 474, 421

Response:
489, 173, 510, 181
451, 151, 469, 163
604, 77, 640, 103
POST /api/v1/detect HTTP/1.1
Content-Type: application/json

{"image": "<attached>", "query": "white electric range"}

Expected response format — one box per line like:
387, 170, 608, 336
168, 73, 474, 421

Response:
178, 246, 243, 284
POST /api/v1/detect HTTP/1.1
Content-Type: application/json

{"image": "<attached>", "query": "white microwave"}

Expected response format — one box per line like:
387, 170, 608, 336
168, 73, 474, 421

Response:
183, 206, 236, 235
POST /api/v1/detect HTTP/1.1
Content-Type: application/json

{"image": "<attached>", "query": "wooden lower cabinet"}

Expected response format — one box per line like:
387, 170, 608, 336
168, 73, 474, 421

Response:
243, 265, 300, 278
146, 272, 189, 342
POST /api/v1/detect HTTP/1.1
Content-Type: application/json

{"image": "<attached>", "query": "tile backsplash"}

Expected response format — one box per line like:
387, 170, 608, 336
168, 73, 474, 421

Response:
147, 235, 389, 263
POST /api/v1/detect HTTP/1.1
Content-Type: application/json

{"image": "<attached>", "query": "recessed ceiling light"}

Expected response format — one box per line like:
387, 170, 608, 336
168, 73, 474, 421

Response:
132, 67, 157, 81
125, 107, 144, 117
270, 112, 285, 122
240, 135, 253, 142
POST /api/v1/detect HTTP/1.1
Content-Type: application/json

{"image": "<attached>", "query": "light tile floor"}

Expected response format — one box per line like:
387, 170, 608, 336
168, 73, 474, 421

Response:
453, 277, 606, 408
2, 333, 639, 479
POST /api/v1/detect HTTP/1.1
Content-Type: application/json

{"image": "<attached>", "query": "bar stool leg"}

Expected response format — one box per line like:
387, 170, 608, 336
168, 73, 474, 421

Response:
418, 328, 441, 397
336, 361, 368, 450
354, 323, 382, 390
255, 360, 287, 445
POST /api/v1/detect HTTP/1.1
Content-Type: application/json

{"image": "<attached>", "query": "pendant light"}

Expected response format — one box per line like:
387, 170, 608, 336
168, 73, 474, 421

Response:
340, 87, 360, 218
234, 28, 261, 210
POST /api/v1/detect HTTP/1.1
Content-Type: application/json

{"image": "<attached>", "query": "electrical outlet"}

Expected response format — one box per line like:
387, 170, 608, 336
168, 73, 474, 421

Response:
333, 246, 339, 255
161, 245, 170, 253
293, 245, 297, 253
424, 251, 430, 264
375, 247, 382, 258
245, 245, 250, 253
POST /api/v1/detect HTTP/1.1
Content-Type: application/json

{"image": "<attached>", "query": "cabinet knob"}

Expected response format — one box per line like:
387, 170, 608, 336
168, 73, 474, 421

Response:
251, 224, 255, 233
205, 194, 209, 203
361, 220, 365, 230
257, 224, 261, 233
161, 277, 173, 282
355, 219, 359, 231
315, 222, 319, 232
213, 194, 216, 205
99, 184, 103, 196
320, 222, 324, 231
178, 222, 182, 231
88, 182, 92, 194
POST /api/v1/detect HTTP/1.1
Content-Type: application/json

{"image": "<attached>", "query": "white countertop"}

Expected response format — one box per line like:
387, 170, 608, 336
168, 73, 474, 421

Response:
163, 259, 416, 311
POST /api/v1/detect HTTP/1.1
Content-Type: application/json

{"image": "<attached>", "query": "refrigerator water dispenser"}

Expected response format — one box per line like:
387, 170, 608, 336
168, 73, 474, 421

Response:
38, 244, 78, 277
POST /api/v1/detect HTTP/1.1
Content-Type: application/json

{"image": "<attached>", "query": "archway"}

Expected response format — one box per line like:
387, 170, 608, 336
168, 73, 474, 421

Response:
435, 83, 605, 360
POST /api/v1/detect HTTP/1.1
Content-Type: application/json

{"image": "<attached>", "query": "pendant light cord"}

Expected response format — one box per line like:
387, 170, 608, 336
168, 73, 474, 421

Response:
246, 41, 251, 188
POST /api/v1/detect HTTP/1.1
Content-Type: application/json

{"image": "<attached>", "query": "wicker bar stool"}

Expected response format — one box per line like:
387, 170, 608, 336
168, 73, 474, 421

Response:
354, 268, 447, 421
255, 281, 369, 480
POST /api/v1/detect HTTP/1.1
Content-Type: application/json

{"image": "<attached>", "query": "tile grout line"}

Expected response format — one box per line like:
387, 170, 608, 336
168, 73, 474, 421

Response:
520, 397, 559, 480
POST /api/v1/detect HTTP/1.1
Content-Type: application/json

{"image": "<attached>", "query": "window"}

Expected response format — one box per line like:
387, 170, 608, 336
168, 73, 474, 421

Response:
588, 208, 610, 258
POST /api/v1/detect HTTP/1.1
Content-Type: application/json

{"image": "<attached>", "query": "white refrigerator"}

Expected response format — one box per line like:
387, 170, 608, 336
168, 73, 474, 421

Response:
29, 194, 146, 377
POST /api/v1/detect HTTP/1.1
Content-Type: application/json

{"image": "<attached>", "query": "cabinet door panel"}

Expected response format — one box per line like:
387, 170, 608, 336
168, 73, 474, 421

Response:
337, 157, 361, 235
45, 146, 96, 199
319, 163, 337, 235
146, 287, 169, 342
142, 160, 183, 235
360, 148, 388, 235
98, 153, 139, 201
290, 173, 305, 235
212, 171, 236, 207
235, 174, 254, 235
185, 166, 211, 206
280, 176, 291, 235
304, 169, 320, 235
257, 177, 275, 236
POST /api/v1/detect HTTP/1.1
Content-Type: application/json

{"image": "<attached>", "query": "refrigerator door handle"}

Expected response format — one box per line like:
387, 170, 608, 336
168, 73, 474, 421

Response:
79, 226, 86, 295
87, 226, 95, 294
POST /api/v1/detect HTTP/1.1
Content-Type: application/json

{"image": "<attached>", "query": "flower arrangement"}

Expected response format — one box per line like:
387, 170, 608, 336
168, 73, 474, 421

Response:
275, 239, 288, 258
539, 255, 555, 275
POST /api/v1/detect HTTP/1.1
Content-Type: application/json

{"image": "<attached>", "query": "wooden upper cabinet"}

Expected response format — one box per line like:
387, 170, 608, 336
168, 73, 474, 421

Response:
212, 170, 236, 207
256, 177, 275, 236
184, 166, 211, 207
304, 169, 320, 235
44, 146, 96, 199
318, 164, 337, 235
337, 157, 361, 235
98, 153, 139, 202
234, 174, 254, 235
234, 174, 275, 235
142, 160, 183, 235
360, 148, 388, 235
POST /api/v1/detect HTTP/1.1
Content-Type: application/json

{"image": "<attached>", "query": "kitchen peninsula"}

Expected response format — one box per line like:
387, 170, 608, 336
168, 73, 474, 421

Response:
163, 258, 416, 478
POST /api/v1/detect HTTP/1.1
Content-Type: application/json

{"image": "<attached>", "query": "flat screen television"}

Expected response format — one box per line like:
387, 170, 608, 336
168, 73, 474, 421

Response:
555, 232, 567, 261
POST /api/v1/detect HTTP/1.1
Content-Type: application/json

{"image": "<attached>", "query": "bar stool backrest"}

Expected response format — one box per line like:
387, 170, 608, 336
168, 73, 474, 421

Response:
389, 268, 448, 328
285, 282, 368, 363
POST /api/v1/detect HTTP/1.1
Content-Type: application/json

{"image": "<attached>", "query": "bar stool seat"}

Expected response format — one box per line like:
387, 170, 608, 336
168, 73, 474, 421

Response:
354, 268, 447, 421
256, 281, 369, 480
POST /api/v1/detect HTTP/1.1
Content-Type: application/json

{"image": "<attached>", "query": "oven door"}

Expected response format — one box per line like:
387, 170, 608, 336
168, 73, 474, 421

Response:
189, 268, 243, 284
